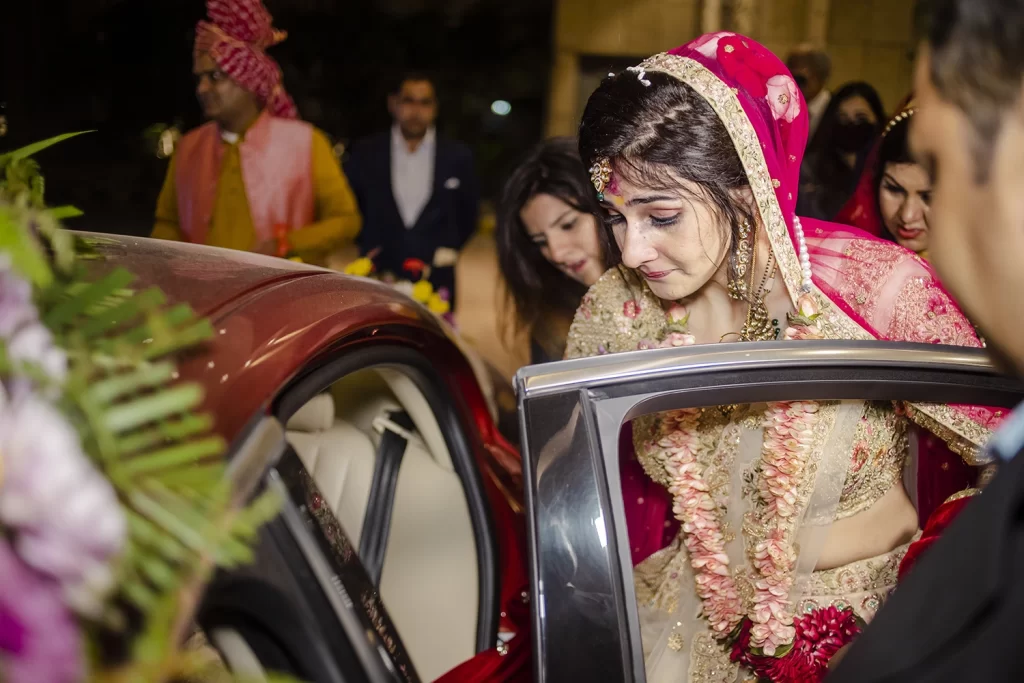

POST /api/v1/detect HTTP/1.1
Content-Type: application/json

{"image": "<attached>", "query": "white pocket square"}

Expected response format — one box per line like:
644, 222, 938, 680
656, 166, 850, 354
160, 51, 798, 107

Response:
433, 247, 459, 267
444, 177, 461, 190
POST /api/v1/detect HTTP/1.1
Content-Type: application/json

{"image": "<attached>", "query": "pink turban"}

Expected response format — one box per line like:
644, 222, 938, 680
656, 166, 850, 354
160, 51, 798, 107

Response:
194, 0, 299, 119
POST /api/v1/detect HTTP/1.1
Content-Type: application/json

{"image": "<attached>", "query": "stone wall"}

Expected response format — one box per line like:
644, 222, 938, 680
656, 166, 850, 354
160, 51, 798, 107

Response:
546, 0, 917, 137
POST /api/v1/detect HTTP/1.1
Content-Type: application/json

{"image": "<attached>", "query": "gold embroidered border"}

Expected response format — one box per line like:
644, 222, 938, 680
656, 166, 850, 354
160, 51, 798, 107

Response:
907, 403, 993, 464
944, 487, 981, 504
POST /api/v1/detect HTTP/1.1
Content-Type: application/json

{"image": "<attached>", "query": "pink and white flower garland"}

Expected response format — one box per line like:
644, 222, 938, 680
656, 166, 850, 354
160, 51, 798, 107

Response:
750, 399, 819, 655
656, 409, 743, 637
651, 294, 830, 671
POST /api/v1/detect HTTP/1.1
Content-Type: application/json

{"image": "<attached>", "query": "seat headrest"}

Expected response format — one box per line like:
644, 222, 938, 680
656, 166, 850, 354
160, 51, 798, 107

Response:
286, 393, 335, 432
375, 368, 455, 471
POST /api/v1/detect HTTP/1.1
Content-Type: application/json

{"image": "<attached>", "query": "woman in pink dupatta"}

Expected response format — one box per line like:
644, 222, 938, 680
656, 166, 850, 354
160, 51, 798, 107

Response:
564, 33, 1003, 682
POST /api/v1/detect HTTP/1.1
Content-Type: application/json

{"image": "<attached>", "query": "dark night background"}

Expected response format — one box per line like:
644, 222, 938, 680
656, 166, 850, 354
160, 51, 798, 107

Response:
1, 0, 553, 235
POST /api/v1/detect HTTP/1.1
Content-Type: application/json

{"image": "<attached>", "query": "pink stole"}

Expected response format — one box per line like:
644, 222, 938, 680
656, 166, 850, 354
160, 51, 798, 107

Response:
175, 112, 315, 245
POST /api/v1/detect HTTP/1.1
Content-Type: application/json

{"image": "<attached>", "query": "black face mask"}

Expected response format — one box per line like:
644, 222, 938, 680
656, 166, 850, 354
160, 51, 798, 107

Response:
834, 120, 876, 153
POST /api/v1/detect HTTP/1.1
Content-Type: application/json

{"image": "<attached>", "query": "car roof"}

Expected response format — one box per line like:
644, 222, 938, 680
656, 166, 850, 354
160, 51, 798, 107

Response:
80, 232, 327, 319
80, 233, 457, 443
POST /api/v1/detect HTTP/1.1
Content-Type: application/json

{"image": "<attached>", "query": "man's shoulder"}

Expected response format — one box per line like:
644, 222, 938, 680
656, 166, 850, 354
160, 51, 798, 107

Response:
346, 131, 389, 161
267, 117, 315, 136
180, 121, 218, 142
351, 131, 390, 150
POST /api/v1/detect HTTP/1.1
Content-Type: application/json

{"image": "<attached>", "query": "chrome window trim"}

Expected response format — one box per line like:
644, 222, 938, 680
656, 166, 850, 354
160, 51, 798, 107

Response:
517, 341, 997, 399
516, 341, 1022, 683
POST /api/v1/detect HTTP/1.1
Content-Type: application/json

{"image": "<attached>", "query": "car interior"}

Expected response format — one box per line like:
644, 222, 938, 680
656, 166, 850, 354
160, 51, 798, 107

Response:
283, 366, 480, 682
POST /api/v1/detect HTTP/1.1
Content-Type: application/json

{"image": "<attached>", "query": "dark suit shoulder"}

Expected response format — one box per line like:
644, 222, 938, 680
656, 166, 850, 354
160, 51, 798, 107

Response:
348, 132, 389, 158
438, 137, 473, 161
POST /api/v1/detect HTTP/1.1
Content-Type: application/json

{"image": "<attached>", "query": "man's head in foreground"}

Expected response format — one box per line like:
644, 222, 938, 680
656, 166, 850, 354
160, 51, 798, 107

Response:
912, 0, 1024, 374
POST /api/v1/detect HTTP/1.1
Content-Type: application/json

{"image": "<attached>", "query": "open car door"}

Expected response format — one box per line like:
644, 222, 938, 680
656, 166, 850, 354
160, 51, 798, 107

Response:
516, 340, 1024, 683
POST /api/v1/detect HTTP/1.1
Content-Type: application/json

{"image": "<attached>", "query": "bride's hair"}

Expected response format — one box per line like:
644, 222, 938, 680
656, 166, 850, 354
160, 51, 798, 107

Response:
578, 70, 755, 287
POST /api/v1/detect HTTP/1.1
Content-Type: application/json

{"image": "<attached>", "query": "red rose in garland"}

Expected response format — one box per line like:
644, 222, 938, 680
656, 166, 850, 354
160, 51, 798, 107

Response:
731, 606, 862, 682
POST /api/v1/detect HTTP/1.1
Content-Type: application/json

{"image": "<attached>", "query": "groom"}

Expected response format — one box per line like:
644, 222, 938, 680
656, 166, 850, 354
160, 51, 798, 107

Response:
831, 0, 1024, 679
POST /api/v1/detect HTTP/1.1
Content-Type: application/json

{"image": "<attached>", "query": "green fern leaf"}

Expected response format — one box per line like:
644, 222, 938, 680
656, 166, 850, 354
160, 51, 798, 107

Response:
0, 131, 93, 166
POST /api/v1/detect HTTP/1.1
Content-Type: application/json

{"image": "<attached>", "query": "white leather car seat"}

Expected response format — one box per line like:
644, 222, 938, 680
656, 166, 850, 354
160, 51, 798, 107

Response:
285, 368, 478, 681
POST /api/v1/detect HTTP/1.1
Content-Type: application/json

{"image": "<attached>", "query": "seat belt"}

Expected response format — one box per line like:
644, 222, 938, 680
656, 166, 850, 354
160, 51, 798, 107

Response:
359, 410, 414, 586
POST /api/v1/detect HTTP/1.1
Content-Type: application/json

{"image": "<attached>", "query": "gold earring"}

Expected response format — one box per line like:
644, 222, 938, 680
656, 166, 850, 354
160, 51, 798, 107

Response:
590, 158, 612, 200
728, 218, 753, 301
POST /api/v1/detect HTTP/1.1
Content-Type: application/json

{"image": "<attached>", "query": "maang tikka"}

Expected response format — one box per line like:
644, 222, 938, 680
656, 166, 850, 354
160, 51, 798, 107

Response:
590, 158, 612, 201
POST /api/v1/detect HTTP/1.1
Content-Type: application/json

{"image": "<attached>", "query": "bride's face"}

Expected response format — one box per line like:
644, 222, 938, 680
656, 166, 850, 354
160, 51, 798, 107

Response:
602, 170, 730, 301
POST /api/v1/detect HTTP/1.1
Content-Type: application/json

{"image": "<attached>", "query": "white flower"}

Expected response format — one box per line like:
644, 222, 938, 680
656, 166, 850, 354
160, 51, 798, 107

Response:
7, 321, 67, 384
0, 262, 37, 338
0, 394, 126, 618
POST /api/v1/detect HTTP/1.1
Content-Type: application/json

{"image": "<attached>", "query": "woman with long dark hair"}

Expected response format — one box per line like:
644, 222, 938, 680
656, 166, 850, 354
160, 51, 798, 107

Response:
496, 137, 608, 363
798, 81, 886, 220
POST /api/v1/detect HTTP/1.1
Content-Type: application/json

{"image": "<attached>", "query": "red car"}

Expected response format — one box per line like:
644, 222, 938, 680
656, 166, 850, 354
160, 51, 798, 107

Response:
85, 233, 530, 682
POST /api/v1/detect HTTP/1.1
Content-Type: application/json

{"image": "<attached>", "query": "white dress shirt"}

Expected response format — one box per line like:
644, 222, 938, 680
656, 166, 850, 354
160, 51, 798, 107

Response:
391, 124, 436, 229
807, 89, 832, 140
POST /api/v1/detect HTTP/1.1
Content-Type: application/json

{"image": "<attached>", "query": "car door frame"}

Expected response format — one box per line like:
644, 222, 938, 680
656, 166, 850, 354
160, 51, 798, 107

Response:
272, 343, 502, 656
516, 340, 1024, 683
199, 415, 418, 683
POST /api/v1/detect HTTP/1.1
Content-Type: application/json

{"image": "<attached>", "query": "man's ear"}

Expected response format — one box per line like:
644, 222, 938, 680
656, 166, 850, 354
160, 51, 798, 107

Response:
387, 94, 398, 117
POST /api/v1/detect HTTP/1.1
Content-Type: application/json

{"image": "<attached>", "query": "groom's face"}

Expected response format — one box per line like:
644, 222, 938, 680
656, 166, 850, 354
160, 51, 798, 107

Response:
911, 46, 1024, 375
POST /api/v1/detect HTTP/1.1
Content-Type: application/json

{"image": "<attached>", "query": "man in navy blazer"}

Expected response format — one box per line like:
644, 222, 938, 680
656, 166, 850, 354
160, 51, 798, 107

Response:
344, 72, 479, 309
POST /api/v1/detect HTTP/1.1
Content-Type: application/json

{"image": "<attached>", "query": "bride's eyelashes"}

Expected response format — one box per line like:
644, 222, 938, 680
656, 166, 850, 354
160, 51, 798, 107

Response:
650, 214, 681, 228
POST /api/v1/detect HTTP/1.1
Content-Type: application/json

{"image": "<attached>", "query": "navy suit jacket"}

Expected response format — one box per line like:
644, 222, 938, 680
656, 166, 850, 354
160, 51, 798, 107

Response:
344, 131, 478, 296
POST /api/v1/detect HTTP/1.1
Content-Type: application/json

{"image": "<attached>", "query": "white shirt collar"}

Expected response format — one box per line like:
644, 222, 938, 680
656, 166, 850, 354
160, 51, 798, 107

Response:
391, 124, 436, 156
809, 90, 831, 115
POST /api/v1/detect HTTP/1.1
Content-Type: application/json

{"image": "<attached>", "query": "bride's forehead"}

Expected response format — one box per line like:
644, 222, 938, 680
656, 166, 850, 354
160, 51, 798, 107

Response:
607, 165, 696, 199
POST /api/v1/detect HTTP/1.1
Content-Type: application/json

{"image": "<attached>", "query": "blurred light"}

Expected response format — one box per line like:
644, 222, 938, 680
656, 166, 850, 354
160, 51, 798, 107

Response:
491, 100, 512, 116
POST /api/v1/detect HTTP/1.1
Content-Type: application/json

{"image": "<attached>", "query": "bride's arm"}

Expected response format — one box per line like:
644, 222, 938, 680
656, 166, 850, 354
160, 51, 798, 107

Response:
879, 257, 1001, 463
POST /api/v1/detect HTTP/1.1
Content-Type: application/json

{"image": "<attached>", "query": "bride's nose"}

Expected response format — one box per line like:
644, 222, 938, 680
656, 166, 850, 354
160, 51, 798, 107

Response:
619, 223, 657, 269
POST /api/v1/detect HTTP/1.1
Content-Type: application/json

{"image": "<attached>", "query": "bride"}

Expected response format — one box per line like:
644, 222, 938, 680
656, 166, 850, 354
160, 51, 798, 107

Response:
566, 33, 1001, 682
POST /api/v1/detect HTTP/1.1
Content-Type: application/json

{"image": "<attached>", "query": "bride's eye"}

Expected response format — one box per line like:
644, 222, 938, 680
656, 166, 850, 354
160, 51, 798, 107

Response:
650, 214, 680, 227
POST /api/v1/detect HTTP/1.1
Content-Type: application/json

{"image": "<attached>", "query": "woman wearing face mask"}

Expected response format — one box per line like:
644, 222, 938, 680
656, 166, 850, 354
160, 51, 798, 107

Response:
568, 33, 1000, 682
496, 137, 609, 364
838, 100, 932, 257
798, 82, 886, 221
